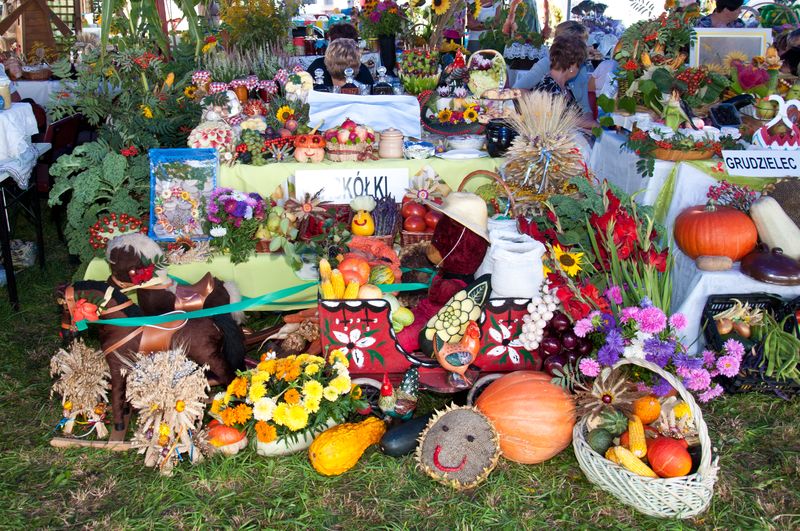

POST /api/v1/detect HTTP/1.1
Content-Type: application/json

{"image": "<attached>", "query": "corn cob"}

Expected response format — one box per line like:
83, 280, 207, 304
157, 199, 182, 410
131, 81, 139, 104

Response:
605, 446, 620, 464
628, 415, 647, 458
613, 446, 658, 478
330, 269, 345, 299
320, 280, 335, 300
640, 51, 652, 68
318, 258, 332, 281
343, 281, 360, 300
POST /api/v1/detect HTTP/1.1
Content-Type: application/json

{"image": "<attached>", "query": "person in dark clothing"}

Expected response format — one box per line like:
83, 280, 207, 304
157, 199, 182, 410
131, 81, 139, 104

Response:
695, 0, 745, 28
306, 23, 374, 87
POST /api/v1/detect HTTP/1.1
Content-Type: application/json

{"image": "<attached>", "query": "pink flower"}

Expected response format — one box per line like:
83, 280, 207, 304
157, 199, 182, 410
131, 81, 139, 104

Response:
716, 354, 740, 378
620, 306, 640, 322
669, 313, 687, 331
636, 307, 667, 334
723, 338, 745, 360
698, 383, 724, 402
604, 285, 623, 305
684, 368, 712, 391
578, 358, 601, 377
574, 318, 594, 338
702, 349, 716, 368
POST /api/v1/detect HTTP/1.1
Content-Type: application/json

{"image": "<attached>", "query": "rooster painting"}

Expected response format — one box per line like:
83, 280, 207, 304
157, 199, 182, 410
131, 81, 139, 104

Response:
433, 321, 482, 387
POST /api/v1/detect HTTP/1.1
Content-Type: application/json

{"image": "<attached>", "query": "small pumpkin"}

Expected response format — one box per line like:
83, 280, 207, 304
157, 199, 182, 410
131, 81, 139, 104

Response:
673, 203, 758, 261
206, 420, 248, 456
308, 417, 387, 476
647, 437, 693, 478
369, 264, 395, 285
475, 371, 576, 464
293, 134, 327, 163
337, 256, 371, 285
632, 395, 661, 425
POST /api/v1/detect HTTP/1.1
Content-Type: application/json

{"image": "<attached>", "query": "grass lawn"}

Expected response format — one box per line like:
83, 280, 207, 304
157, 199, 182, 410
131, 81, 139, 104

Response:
0, 215, 798, 529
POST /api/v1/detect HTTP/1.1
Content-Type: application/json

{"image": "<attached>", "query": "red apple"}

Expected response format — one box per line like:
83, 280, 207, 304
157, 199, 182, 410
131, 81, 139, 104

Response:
424, 210, 443, 229
401, 201, 427, 219
403, 215, 427, 232
279, 128, 292, 138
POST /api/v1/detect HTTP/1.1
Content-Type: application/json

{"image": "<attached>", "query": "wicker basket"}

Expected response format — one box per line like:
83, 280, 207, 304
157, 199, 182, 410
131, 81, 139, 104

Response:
573, 358, 719, 519
326, 143, 375, 162
467, 49, 507, 98
401, 230, 434, 246
651, 148, 715, 162
21, 66, 52, 81
458, 169, 518, 217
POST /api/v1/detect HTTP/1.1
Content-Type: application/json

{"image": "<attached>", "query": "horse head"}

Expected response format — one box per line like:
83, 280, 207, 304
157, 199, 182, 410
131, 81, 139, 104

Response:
55, 280, 140, 341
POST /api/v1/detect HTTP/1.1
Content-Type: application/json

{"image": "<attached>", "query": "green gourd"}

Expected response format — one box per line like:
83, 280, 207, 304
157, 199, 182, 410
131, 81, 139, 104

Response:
598, 409, 628, 437
587, 428, 614, 455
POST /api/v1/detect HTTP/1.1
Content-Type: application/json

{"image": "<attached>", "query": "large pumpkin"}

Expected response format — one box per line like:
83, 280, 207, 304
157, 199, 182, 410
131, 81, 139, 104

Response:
475, 371, 576, 464
673, 203, 757, 261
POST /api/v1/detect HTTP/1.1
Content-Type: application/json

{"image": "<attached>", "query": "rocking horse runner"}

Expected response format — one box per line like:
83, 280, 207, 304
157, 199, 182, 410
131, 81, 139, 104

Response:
58, 280, 246, 435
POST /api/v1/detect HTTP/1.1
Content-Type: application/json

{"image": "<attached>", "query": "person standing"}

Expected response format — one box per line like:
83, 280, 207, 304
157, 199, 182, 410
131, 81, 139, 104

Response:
467, 0, 500, 52
695, 0, 745, 28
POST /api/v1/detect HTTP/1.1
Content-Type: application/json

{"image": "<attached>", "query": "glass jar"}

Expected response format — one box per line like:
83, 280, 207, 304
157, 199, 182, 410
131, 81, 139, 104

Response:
339, 68, 360, 95
485, 119, 517, 158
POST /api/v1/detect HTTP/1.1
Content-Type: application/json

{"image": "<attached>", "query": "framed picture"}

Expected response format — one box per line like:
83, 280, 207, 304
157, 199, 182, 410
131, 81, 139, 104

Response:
149, 148, 218, 241
690, 28, 773, 68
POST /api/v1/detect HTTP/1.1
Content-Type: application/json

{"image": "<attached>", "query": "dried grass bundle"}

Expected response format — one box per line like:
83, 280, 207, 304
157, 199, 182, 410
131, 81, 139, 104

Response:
50, 340, 110, 439
122, 348, 209, 475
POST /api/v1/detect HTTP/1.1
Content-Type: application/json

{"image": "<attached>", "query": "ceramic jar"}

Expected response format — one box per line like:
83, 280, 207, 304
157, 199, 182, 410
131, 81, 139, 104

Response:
485, 119, 517, 157
379, 128, 404, 159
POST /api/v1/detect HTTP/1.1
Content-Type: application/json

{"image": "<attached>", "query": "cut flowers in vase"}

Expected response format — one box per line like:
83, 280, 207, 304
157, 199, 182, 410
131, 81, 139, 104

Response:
206, 188, 268, 264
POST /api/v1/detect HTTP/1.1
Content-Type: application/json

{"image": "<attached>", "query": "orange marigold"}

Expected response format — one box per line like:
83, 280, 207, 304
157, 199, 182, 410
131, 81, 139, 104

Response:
228, 376, 248, 398
284, 388, 301, 405
232, 403, 253, 424
255, 421, 277, 443
220, 407, 237, 426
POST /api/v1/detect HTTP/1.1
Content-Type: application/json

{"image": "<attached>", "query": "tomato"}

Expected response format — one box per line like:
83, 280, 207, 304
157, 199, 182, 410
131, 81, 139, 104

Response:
403, 215, 427, 233
337, 257, 371, 284
401, 201, 427, 219
424, 210, 443, 229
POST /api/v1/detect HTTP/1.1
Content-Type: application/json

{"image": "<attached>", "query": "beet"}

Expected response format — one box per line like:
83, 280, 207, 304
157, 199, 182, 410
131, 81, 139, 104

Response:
540, 337, 562, 357
544, 353, 568, 376
561, 331, 578, 350
551, 311, 571, 333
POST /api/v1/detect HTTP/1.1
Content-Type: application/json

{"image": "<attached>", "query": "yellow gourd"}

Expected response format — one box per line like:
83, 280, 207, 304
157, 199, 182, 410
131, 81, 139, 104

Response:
309, 417, 387, 476
351, 210, 375, 236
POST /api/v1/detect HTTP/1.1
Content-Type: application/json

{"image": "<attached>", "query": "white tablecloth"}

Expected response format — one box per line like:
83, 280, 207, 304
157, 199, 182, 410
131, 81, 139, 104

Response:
589, 129, 674, 205
0, 103, 38, 160
0, 142, 50, 188
12, 80, 65, 107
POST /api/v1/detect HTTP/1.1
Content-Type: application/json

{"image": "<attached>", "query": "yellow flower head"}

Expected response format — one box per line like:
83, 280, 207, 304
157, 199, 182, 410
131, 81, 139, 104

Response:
432, 0, 450, 16
248, 381, 267, 403
285, 405, 309, 431
543, 264, 552, 277
304, 363, 320, 376
284, 388, 302, 405
63, 400, 73, 411
330, 374, 351, 395
175, 400, 186, 412
255, 421, 277, 443
210, 398, 223, 415
165, 72, 175, 88
158, 434, 169, 446
258, 359, 277, 374
228, 376, 248, 398
328, 349, 349, 367
437, 108, 453, 123
323, 386, 340, 402
302, 380, 324, 402
303, 397, 321, 414
184, 85, 197, 99
673, 401, 692, 419
276, 105, 294, 124
272, 402, 290, 426
104, 68, 114, 78
472, 1, 481, 20
251, 370, 270, 386
350, 384, 363, 400
159, 423, 171, 437
140, 105, 153, 119
552, 244, 584, 277
233, 403, 253, 424
463, 107, 478, 123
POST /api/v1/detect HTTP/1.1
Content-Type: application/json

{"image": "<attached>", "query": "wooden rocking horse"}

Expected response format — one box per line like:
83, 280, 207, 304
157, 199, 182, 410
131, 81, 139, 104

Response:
57, 280, 246, 439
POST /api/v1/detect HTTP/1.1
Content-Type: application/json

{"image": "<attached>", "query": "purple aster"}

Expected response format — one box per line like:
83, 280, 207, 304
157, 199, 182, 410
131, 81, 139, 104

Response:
702, 349, 717, 368
578, 358, 601, 377
674, 353, 704, 371
620, 306, 640, 322
604, 285, 623, 305
574, 318, 593, 338
636, 306, 667, 334
640, 296, 653, 308
597, 344, 620, 366
716, 355, 740, 378
636, 382, 652, 393
723, 339, 745, 360
644, 338, 674, 368
698, 383, 724, 402
600, 313, 617, 331
224, 199, 239, 215
370, 11, 381, 22
604, 328, 625, 354
207, 215, 221, 224
232, 201, 248, 218
651, 377, 674, 397
684, 368, 712, 391
669, 313, 688, 331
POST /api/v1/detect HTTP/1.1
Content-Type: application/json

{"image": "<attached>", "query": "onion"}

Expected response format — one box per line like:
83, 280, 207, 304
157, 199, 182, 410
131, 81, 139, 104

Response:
716, 318, 733, 335
551, 311, 570, 332
541, 337, 562, 357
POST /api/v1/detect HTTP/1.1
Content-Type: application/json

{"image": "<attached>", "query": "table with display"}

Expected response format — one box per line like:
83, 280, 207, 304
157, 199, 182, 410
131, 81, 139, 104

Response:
12, 80, 69, 108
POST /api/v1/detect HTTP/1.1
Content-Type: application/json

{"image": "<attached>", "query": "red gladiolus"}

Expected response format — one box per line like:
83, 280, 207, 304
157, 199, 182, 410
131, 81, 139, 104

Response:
644, 247, 668, 273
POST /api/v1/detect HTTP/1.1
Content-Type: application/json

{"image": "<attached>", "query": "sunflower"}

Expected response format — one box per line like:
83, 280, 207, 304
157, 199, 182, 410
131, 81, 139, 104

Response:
463, 106, 479, 123
723, 51, 748, 70
275, 105, 294, 124
552, 244, 584, 277
183, 85, 197, 99
472, 0, 481, 19
432, 0, 450, 16
437, 108, 453, 123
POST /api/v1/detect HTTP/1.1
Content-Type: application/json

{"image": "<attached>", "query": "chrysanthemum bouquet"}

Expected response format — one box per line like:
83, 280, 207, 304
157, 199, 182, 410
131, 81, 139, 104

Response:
206, 187, 268, 263
212, 351, 367, 445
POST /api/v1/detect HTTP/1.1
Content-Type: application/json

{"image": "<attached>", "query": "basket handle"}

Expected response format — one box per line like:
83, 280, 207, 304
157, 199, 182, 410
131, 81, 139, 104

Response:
458, 169, 517, 218
610, 358, 713, 477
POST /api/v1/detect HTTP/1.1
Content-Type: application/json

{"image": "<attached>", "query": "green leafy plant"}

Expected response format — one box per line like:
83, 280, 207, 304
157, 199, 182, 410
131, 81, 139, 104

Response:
623, 129, 741, 178
219, 0, 297, 51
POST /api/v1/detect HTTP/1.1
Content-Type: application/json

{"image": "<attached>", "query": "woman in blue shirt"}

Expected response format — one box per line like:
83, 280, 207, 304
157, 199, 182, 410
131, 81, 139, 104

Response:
695, 0, 745, 28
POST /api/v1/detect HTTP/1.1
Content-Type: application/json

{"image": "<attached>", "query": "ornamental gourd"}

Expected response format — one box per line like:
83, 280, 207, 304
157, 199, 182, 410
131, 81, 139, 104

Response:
206, 420, 248, 456
293, 134, 327, 163
673, 203, 757, 261
647, 437, 693, 478
749, 196, 800, 260
475, 371, 576, 464
308, 417, 387, 475
350, 196, 376, 236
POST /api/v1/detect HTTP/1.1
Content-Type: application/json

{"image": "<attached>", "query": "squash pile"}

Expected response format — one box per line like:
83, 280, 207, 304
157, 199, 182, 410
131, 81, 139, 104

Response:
587, 397, 697, 479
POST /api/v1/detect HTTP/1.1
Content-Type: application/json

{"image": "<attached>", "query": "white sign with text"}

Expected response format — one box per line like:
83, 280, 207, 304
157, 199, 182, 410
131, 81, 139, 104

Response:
294, 168, 410, 203
722, 150, 800, 177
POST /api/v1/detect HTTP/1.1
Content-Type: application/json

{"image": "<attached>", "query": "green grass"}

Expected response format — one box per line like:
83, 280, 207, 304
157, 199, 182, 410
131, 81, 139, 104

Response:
0, 213, 799, 529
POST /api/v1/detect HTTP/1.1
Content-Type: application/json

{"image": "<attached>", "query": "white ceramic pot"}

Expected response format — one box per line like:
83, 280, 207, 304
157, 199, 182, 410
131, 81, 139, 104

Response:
255, 418, 337, 457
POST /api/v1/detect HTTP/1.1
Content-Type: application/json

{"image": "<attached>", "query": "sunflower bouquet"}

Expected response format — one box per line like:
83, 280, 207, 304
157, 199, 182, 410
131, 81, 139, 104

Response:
211, 351, 367, 447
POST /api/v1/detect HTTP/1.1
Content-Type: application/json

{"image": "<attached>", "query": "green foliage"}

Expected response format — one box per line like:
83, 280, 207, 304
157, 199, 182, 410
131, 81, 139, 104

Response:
219, 0, 297, 51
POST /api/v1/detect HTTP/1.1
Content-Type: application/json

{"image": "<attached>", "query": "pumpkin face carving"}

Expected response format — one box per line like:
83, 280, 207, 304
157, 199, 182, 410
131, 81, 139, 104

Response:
294, 134, 327, 163
416, 406, 500, 489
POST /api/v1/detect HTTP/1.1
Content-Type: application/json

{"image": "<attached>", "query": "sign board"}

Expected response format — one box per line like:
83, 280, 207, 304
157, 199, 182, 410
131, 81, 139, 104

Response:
294, 168, 410, 203
722, 150, 800, 177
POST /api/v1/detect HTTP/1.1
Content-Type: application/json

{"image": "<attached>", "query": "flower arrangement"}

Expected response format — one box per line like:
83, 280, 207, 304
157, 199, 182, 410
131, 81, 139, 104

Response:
623, 128, 741, 177
206, 187, 268, 263
436, 104, 482, 124
211, 351, 367, 445
706, 180, 757, 213
727, 48, 782, 98
361, 0, 406, 38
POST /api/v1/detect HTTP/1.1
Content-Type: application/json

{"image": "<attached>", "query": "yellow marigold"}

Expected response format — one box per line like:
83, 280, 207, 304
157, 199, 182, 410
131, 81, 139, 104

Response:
330, 374, 351, 395
248, 381, 267, 403
350, 384, 363, 400
251, 370, 270, 386
284, 365, 302, 382
328, 349, 349, 367
302, 380, 324, 402
227, 376, 248, 398
140, 105, 153, 119
323, 386, 340, 402
284, 388, 302, 405
255, 421, 277, 443
284, 405, 309, 431
272, 402, 290, 426
259, 359, 277, 374
220, 407, 237, 426
304, 363, 321, 376
303, 397, 321, 414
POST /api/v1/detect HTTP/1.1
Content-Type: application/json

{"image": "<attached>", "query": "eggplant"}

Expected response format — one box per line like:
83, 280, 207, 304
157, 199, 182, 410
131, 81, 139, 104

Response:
380, 413, 433, 457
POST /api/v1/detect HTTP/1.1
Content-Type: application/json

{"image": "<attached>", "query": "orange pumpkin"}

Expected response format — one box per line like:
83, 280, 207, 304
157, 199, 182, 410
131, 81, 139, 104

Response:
475, 371, 576, 464
647, 437, 692, 478
293, 134, 327, 163
632, 395, 661, 424
207, 420, 248, 455
673, 204, 757, 261
338, 256, 371, 285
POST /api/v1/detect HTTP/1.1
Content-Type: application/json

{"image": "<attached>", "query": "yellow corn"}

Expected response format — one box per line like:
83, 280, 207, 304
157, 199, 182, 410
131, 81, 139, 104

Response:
318, 258, 332, 281
628, 415, 647, 458
343, 281, 360, 300
320, 280, 335, 300
640, 52, 652, 68
330, 269, 345, 299
613, 446, 658, 478
605, 447, 620, 464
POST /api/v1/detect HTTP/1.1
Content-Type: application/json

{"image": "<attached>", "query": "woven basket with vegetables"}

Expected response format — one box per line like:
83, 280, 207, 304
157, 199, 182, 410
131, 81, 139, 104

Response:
573, 358, 718, 519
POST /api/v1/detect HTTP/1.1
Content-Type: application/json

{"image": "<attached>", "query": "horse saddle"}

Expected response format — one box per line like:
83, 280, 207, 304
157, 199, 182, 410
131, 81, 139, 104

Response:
102, 318, 189, 356
136, 272, 216, 312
